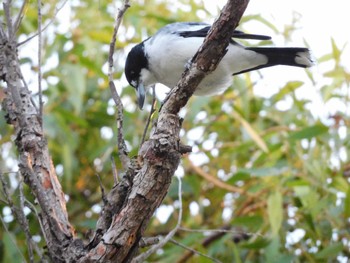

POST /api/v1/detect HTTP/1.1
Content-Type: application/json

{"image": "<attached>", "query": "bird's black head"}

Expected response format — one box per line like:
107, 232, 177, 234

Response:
125, 42, 149, 109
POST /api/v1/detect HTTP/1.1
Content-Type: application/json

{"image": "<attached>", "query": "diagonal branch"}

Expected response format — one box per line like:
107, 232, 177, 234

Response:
1, 0, 250, 262
187, 159, 248, 195
0, 173, 32, 262
17, 0, 69, 46
79, 0, 251, 262
170, 238, 222, 263
14, 0, 27, 36
131, 176, 183, 263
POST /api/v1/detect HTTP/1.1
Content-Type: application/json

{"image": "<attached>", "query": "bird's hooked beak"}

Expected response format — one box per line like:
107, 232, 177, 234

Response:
136, 83, 145, 110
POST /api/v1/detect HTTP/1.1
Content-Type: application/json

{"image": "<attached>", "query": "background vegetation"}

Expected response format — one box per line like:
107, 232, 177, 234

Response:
1, 0, 349, 262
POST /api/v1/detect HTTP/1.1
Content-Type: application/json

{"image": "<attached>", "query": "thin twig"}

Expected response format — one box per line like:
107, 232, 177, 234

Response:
0, 14, 6, 39
37, 0, 43, 123
201, 227, 251, 245
110, 155, 119, 185
131, 176, 183, 263
176, 225, 230, 263
19, 180, 43, 261
109, 81, 130, 168
24, 199, 48, 247
141, 85, 156, 146
0, 25, 6, 39
169, 238, 222, 263
187, 159, 248, 195
178, 227, 263, 238
3, 0, 14, 39
0, 173, 43, 260
0, 215, 27, 262
139, 237, 160, 248
0, 173, 27, 262
19, 180, 34, 262
107, 0, 131, 169
107, 0, 130, 83
96, 173, 107, 205
14, 0, 27, 35
0, 198, 8, 204
18, 0, 69, 46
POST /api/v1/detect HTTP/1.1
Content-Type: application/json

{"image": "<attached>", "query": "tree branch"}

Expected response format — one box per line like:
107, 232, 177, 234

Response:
187, 158, 248, 195
108, 0, 131, 169
109, 81, 130, 168
37, 0, 43, 122
79, 0, 250, 261
1, 2, 76, 262
131, 176, 183, 263
1, 0, 250, 261
17, 0, 69, 46
170, 238, 222, 263
141, 85, 156, 146
0, 173, 34, 262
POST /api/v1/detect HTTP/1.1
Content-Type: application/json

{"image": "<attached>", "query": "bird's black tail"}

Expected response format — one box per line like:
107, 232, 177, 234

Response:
233, 47, 314, 75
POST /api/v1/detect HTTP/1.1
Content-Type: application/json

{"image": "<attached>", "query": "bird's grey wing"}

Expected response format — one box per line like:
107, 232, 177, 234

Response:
178, 26, 271, 41
232, 30, 271, 40
177, 25, 211, 38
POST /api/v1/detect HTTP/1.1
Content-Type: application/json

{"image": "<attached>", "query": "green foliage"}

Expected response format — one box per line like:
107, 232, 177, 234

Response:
2, 233, 24, 263
267, 191, 283, 236
1, 0, 350, 262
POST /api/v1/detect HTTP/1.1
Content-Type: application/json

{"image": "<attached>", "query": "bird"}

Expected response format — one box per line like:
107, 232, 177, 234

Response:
125, 22, 313, 109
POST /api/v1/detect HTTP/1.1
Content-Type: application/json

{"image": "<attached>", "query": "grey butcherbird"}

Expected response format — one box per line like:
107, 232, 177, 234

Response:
125, 22, 313, 109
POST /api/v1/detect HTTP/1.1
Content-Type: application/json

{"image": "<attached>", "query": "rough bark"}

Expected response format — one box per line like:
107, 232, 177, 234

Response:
0, 0, 249, 262
78, 0, 250, 261
1, 24, 76, 263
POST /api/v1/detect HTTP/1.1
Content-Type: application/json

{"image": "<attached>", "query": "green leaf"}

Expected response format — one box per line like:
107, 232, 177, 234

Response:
315, 243, 343, 259
289, 124, 328, 140
62, 143, 74, 191
242, 15, 279, 33
241, 237, 270, 249
264, 237, 294, 263
227, 172, 250, 184
321, 84, 338, 102
294, 186, 327, 221
330, 177, 349, 193
272, 81, 303, 102
331, 38, 341, 63
318, 53, 334, 63
239, 166, 288, 177
265, 237, 279, 261
3, 233, 23, 263
61, 64, 86, 114
267, 191, 283, 236
232, 110, 268, 152
345, 187, 350, 218
232, 215, 264, 231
